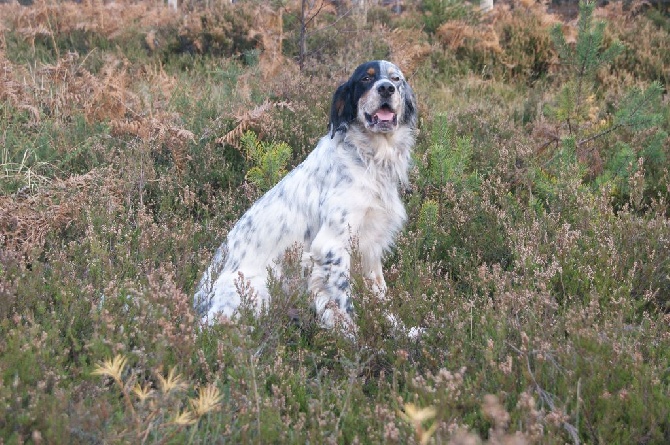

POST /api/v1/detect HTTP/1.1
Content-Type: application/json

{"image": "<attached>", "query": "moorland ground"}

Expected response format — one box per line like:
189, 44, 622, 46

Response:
1, 1, 669, 443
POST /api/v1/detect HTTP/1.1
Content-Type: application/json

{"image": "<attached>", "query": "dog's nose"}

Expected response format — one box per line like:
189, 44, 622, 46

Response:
377, 81, 395, 98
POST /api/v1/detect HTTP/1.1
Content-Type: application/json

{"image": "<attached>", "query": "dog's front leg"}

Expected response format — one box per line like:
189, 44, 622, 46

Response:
360, 252, 387, 299
307, 226, 355, 332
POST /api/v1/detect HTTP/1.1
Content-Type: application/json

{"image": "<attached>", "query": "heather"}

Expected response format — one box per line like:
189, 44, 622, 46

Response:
1, 1, 669, 443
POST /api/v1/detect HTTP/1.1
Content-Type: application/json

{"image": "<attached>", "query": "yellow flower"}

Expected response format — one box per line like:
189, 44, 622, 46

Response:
400, 403, 436, 424
172, 410, 197, 426
399, 403, 438, 445
156, 367, 188, 394
132, 383, 154, 402
92, 355, 127, 381
190, 384, 222, 417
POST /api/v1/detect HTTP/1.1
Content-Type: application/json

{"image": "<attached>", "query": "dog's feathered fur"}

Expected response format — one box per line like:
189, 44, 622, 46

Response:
194, 60, 418, 330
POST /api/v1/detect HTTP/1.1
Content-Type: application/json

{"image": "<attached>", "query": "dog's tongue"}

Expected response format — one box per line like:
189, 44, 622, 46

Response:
375, 109, 395, 121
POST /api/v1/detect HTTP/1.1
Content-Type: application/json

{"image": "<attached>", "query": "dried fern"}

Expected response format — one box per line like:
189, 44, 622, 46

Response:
110, 114, 195, 173
217, 100, 294, 150
0, 168, 120, 257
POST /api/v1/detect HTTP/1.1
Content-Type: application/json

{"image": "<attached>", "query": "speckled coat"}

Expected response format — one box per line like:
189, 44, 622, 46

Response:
194, 60, 418, 331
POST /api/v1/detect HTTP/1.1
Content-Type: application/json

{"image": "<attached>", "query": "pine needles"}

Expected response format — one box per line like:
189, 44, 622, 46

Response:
536, 0, 666, 208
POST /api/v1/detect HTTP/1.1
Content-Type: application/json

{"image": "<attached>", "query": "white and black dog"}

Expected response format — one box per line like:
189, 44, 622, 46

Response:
194, 60, 418, 333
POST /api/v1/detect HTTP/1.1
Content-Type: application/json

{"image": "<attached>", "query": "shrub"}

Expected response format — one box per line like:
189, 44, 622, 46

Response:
239, 131, 292, 193
536, 0, 668, 210
166, 3, 257, 60
432, 2, 556, 82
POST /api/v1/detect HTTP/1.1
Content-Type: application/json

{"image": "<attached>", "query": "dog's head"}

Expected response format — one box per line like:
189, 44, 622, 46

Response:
329, 60, 417, 138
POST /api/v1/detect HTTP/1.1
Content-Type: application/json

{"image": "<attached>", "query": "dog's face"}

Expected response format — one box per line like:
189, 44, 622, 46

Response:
329, 60, 417, 138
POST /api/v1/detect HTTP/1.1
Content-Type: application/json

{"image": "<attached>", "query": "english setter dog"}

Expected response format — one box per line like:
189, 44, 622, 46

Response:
194, 60, 418, 334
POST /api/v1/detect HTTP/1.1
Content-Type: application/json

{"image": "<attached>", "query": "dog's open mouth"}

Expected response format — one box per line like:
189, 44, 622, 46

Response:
365, 105, 397, 131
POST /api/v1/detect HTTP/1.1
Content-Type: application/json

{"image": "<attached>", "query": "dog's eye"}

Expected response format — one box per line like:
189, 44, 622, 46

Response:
391, 75, 400, 82
361, 76, 371, 82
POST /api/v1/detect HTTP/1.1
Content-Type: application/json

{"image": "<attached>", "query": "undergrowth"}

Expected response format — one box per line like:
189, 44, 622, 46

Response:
1, 1, 669, 444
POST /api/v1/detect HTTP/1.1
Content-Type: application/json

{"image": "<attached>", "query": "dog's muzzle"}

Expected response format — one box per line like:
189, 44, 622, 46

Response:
364, 104, 397, 132
377, 81, 396, 99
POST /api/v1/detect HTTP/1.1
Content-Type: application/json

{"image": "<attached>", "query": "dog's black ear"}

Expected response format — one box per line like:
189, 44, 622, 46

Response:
401, 80, 418, 129
329, 80, 355, 138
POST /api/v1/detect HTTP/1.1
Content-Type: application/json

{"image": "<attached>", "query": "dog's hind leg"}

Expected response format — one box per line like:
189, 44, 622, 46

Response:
193, 244, 227, 318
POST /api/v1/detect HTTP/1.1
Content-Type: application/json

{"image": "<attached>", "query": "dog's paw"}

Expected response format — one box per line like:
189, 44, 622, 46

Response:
319, 307, 359, 341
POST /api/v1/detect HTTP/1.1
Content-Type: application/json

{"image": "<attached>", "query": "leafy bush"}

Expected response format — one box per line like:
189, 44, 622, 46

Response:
409, 114, 510, 283
239, 131, 292, 192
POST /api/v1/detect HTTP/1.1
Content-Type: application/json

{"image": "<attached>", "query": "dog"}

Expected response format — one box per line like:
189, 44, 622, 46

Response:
194, 60, 418, 334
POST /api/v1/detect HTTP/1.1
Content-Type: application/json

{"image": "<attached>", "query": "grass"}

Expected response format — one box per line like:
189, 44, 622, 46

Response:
1, 0, 669, 444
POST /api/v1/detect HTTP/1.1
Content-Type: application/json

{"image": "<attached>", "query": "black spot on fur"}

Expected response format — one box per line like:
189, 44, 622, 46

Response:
229, 259, 240, 271
335, 273, 349, 291
339, 209, 348, 225
238, 250, 247, 261
345, 298, 354, 314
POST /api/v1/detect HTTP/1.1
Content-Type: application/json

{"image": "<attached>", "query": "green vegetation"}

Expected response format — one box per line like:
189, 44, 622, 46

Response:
239, 130, 292, 193
1, 1, 669, 444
